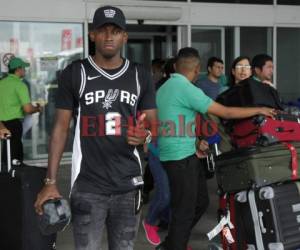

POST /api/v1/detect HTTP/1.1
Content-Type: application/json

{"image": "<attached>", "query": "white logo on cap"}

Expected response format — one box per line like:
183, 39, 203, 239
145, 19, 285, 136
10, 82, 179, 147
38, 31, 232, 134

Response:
104, 9, 116, 18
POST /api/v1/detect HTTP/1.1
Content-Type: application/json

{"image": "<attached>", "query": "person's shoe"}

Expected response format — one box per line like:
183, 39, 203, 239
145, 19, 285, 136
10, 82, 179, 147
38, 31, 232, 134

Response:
143, 220, 161, 246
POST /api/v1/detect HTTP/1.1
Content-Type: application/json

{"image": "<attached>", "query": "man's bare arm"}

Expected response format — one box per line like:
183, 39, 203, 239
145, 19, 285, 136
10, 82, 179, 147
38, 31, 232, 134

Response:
23, 103, 42, 114
34, 109, 73, 214
207, 101, 276, 119
47, 109, 73, 179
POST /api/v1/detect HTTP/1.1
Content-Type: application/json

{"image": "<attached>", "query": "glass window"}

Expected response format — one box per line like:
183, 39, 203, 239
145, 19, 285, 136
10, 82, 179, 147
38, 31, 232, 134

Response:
125, 25, 177, 61
278, 0, 300, 5
0, 21, 84, 160
191, 0, 273, 4
277, 28, 300, 103
192, 28, 223, 73
240, 27, 273, 59
225, 27, 235, 77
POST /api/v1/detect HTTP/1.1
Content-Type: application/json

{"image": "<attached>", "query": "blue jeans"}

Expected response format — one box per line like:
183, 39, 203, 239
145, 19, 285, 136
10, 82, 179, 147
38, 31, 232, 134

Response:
71, 185, 141, 250
145, 146, 170, 225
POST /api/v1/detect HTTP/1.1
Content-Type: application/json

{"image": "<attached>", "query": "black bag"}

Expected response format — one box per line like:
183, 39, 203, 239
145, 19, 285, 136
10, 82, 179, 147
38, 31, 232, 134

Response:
216, 78, 283, 110
0, 138, 56, 250
38, 198, 71, 235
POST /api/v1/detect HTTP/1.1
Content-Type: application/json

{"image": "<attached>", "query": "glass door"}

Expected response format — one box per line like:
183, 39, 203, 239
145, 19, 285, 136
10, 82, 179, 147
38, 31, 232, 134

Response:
191, 27, 225, 73
0, 21, 84, 161
124, 25, 177, 69
124, 38, 153, 69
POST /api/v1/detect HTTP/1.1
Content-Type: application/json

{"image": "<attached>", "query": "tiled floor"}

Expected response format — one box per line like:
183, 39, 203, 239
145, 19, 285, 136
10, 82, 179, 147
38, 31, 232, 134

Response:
55, 164, 222, 250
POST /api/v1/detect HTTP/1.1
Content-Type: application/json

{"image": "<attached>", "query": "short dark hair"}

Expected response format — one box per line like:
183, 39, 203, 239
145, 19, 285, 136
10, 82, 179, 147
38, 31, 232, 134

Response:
207, 57, 223, 72
8, 67, 18, 74
164, 57, 176, 78
177, 47, 200, 60
252, 54, 273, 70
151, 58, 165, 75
152, 58, 165, 67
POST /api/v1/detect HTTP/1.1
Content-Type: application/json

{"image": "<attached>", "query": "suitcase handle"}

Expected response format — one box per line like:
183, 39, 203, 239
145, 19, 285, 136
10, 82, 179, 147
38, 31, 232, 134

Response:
258, 211, 267, 234
0, 136, 12, 173
282, 142, 298, 180
275, 127, 294, 133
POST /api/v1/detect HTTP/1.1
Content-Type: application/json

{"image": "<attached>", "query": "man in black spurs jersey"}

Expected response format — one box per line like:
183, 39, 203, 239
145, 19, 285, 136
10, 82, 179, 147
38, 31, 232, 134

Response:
35, 6, 157, 250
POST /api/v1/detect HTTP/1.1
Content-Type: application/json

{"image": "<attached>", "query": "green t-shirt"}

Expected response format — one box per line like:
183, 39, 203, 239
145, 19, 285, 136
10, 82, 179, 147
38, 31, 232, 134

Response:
157, 73, 213, 161
0, 74, 30, 121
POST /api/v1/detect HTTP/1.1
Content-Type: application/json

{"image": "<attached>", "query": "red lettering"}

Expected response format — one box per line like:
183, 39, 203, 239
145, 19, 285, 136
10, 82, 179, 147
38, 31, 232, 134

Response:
81, 116, 96, 136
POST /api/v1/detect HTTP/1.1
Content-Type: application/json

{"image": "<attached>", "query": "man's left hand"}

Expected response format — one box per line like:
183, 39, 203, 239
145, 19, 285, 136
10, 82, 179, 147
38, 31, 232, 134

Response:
127, 113, 148, 145
0, 127, 11, 139
195, 139, 209, 158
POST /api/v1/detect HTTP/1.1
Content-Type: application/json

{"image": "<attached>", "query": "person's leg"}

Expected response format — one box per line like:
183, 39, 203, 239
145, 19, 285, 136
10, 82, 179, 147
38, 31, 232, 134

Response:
71, 186, 109, 250
145, 150, 170, 225
143, 162, 154, 204
106, 190, 141, 250
191, 159, 209, 229
143, 150, 170, 245
160, 155, 200, 250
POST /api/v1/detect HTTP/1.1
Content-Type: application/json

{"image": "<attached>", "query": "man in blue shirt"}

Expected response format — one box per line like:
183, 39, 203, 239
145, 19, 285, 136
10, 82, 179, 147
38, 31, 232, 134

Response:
195, 57, 224, 100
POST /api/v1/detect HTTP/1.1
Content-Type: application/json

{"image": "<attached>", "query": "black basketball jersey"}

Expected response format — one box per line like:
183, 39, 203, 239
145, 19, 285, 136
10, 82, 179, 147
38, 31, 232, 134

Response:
56, 56, 156, 194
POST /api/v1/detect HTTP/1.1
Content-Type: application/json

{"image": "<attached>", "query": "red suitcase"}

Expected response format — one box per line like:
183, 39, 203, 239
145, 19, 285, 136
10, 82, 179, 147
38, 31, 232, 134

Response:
219, 194, 238, 250
231, 114, 300, 148
213, 193, 249, 250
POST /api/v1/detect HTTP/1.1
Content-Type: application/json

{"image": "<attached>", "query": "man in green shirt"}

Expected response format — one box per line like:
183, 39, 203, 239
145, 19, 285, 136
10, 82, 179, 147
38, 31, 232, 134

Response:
0, 57, 42, 162
156, 47, 276, 250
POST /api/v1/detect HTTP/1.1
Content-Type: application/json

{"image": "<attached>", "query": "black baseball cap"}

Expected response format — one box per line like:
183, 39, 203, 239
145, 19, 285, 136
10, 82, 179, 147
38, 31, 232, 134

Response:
93, 6, 126, 30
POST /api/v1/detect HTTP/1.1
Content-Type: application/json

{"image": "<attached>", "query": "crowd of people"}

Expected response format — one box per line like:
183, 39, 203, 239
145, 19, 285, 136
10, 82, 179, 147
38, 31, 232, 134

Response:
0, 5, 278, 250
141, 49, 276, 250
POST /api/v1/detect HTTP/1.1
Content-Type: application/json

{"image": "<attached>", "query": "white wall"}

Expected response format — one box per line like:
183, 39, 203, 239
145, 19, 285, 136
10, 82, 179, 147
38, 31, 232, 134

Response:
1, 0, 300, 27
0, 0, 85, 22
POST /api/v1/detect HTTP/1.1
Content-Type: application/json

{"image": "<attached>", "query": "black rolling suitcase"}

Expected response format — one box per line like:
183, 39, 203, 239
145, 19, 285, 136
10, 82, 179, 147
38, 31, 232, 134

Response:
235, 182, 300, 250
0, 138, 56, 250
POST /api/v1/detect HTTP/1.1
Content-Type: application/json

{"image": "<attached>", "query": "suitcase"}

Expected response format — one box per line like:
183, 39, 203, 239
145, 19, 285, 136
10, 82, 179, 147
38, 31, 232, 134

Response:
207, 193, 249, 250
231, 114, 300, 148
219, 194, 239, 250
0, 138, 56, 250
235, 182, 300, 250
216, 143, 300, 193
216, 78, 283, 110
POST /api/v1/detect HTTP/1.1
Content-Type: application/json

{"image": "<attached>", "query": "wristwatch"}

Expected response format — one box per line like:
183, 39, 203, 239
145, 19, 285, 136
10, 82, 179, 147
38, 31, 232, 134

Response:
144, 129, 152, 144
44, 178, 56, 185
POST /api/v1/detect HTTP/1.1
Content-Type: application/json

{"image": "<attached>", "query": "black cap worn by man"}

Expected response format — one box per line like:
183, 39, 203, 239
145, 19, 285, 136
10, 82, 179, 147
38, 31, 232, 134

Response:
93, 5, 126, 30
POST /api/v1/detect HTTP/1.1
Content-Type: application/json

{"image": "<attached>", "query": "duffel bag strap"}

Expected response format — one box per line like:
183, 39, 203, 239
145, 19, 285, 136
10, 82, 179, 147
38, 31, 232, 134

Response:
282, 142, 298, 180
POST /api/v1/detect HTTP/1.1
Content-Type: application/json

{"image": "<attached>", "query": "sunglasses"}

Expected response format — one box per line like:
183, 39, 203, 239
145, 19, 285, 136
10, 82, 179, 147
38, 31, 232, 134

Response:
235, 65, 251, 70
